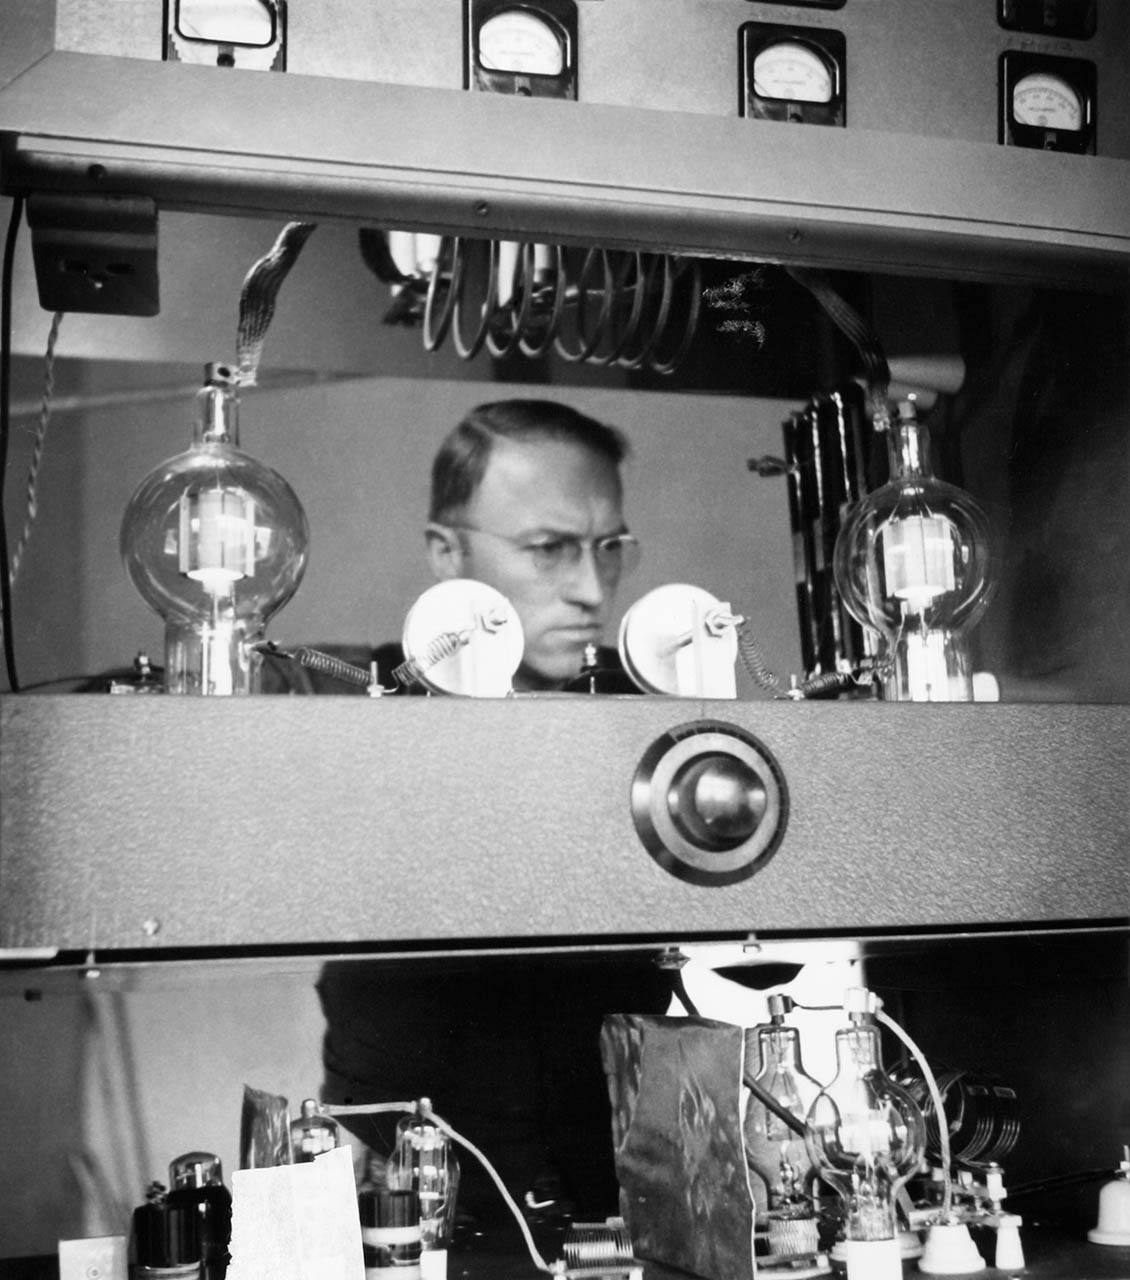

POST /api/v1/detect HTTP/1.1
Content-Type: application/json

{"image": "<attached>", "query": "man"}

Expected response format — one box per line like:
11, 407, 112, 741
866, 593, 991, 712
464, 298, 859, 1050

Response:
262, 397, 641, 693
418, 398, 640, 692
301, 400, 670, 1226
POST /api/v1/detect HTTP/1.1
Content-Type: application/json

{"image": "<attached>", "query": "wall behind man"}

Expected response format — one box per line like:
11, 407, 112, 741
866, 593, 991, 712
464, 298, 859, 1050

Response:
6, 372, 803, 692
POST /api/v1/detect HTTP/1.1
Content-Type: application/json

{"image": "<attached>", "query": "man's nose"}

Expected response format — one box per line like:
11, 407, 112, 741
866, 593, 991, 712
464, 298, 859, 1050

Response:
562, 545, 611, 608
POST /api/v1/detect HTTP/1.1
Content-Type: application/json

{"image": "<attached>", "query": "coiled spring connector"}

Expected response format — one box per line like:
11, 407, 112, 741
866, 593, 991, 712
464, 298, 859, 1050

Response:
555, 1218, 642, 1280
393, 607, 510, 690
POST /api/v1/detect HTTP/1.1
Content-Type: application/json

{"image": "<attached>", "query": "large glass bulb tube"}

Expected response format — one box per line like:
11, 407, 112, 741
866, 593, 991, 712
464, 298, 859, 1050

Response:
744, 995, 822, 1220
805, 988, 926, 1280
833, 398, 994, 701
120, 363, 308, 694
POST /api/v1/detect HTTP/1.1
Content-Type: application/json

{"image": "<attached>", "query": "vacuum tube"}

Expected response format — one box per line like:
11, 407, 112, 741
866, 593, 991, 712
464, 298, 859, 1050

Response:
833, 398, 994, 701
805, 988, 926, 1280
120, 363, 308, 694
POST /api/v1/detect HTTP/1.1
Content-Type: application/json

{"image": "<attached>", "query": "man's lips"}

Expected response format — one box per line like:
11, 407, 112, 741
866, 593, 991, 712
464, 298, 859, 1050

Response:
545, 624, 603, 642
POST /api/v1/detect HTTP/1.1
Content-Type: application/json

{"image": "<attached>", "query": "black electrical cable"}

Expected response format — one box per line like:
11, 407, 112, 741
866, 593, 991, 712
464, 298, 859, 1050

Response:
1004, 1167, 1121, 1199
670, 967, 701, 1017
0, 194, 25, 693
741, 1073, 809, 1140
785, 264, 891, 424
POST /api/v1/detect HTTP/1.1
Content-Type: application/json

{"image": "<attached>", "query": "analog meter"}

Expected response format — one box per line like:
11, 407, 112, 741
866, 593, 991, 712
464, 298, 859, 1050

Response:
740, 24, 845, 126
467, 0, 578, 98
999, 0, 1096, 40
1000, 53, 1095, 153
164, 0, 286, 70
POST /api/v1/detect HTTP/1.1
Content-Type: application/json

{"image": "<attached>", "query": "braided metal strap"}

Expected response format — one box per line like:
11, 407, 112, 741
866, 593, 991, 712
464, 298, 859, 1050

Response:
11, 309, 63, 585
236, 221, 318, 386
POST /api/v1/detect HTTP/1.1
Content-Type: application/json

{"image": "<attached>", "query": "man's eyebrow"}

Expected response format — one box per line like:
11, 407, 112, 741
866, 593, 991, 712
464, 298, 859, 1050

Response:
520, 525, 630, 540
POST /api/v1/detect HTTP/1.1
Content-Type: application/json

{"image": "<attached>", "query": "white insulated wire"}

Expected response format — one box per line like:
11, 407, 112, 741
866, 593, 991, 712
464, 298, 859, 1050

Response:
874, 1004, 954, 1219
322, 1097, 557, 1275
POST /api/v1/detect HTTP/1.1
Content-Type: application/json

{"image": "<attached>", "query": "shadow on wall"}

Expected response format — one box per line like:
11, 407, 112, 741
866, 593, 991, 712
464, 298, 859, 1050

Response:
0, 963, 327, 1258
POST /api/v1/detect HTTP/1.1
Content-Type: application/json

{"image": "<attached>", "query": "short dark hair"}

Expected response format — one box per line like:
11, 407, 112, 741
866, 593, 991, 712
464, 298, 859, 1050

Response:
429, 399, 629, 523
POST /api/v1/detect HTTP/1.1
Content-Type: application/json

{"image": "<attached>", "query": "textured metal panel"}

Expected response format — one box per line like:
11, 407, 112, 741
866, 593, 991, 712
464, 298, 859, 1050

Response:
46, 1, 1130, 158
2, 696, 1127, 952
0, 0, 55, 94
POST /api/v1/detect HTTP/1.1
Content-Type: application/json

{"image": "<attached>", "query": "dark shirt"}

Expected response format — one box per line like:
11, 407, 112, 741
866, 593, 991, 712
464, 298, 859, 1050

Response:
317, 953, 670, 1222
260, 638, 657, 1220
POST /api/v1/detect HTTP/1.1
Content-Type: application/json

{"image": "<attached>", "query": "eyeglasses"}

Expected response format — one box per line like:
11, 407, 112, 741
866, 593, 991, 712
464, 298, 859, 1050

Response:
452, 525, 642, 579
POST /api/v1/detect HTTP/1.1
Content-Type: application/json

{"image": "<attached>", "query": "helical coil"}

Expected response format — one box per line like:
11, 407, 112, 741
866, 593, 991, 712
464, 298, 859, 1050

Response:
562, 1217, 637, 1270
900, 1067, 1021, 1166
392, 628, 472, 689
422, 236, 702, 375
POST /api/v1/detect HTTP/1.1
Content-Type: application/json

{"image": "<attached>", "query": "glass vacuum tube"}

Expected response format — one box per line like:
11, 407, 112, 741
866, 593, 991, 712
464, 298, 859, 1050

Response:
167, 1152, 232, 1280
386, 1106, 460, 1249
805, 988, 926, 1280
833, 397, 994, 701
744, 993, 822, 1249
120, 363, 308, 694
290, 1099, 341, 1163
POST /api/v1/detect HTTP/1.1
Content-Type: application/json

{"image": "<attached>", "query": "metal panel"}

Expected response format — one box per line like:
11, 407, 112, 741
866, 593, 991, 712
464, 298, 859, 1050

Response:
2, 696, 1127, 953
47, 1, 1130, 157
3, 53, 1130, 290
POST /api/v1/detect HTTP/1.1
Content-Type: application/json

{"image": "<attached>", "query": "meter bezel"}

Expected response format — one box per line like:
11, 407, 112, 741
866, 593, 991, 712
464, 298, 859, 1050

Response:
739, 23, 846, 128
465, 0, 579, 100
998, 0, 1096, 40
163, 0, 286, 70
999, 51, 1096, 155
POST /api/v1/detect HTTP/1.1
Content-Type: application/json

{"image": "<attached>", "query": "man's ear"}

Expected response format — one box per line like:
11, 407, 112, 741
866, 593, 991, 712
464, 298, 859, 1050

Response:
425, 523, 465, 581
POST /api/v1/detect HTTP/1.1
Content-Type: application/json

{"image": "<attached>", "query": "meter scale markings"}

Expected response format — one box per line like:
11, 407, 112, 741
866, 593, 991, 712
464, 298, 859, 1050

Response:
1013, 72, 1083, 130
479, 10, 564, 74
754, 42, 834, 104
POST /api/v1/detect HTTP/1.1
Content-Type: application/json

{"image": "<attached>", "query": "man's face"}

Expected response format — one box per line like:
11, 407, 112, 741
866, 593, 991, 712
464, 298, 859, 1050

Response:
430, 436, 628, 690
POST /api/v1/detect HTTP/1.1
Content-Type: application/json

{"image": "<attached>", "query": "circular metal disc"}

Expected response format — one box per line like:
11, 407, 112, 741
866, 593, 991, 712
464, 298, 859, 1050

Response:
401, 578, 524, 696
618, 583, 738, 696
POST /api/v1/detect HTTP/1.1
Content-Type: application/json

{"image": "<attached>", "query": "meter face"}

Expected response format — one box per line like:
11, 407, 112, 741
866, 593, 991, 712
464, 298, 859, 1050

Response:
1012, 72, 1084, 131
753, 41, 834, 104
176, 0, 275, 46
478, 10, 565, 75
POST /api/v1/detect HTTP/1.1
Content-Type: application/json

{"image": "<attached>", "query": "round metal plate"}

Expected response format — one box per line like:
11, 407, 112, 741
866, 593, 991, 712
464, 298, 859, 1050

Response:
401, 578, 524, 696
618, 583, 738, 696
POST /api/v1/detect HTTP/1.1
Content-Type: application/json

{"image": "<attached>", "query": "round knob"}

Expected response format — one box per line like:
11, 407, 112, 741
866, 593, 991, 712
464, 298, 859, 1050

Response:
631, 720, 788, 887
668, 754, 767, 850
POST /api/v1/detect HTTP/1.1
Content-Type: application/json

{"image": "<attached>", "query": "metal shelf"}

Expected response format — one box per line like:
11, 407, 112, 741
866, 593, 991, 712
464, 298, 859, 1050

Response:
2, 52, 1130, 288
